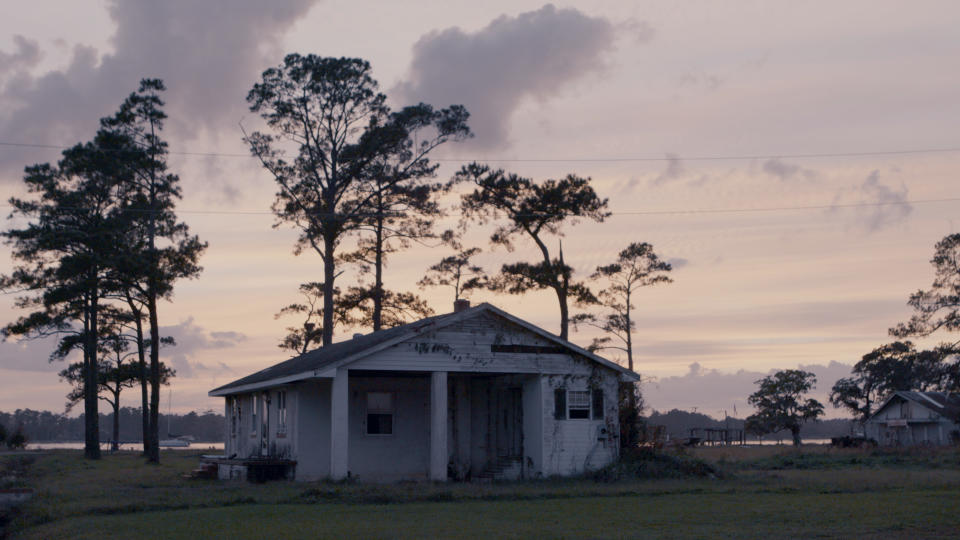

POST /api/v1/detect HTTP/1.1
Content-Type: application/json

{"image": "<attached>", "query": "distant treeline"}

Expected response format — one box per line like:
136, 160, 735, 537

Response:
0, 407, 224, 443
647, 409, 854, 441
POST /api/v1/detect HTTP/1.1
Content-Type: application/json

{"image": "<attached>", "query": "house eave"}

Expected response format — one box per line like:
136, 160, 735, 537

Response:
208, 369, 335, 397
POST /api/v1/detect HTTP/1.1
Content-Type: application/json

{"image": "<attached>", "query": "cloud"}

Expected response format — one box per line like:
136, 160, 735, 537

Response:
666, 257, 689, 269
617, 19, 656, 45
395, 4, 617, 150
0, 335, 77, 373
0, 36, 41, 75
762, 158, 816, 181
644, 360, 853, 419
855, 170, 912, 231
160, 318, 246, 378
650, 153, 685, 186
0, 318, 245, 379
0, 0, 319, 177
830, 170, 912, 232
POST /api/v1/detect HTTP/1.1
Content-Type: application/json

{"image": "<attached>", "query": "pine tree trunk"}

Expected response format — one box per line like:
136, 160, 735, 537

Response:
557, 289, 569, 341
83, 289, 101, 460
111, 396, 121, 452
128, 296, 150, 456
322, 235, 336, 346
625, 289, 634, 372
372, 214, 385, 332
138, 334, 149, 455
147, 293, 161, 463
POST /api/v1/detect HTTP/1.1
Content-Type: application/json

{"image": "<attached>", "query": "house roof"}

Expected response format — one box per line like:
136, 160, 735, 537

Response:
869, 391, 960, 422
210, 302, 640, 396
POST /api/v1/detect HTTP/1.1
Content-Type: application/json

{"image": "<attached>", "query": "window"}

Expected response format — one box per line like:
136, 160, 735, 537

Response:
567, 391, 591, 419
366, 392, 394, 435
554, 389, 605, 420
230, 398, 239, 438
276, 390, 287, 436
251, 395, 258, 436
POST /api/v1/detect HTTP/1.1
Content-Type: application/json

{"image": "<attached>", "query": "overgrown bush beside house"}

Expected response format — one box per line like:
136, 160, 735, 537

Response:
591, 447, 720, 482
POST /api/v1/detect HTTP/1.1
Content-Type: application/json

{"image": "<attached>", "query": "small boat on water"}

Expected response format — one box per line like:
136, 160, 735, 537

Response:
158, 390, 192, 447
158, 438, 191, 448
159, 435, 194, 448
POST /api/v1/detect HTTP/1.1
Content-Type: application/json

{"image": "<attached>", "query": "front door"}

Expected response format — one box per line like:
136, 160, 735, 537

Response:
495, 387, 523, 459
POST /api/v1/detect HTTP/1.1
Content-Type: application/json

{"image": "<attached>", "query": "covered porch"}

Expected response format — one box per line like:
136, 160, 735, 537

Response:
299, 369, 542, 482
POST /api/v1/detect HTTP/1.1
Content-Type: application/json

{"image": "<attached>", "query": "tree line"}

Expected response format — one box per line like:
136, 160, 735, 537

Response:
0, 408, 224, 444
1, 54, 676, 461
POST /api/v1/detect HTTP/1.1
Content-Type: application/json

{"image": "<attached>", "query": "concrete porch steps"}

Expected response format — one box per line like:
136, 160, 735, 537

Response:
475, 456, 522, 481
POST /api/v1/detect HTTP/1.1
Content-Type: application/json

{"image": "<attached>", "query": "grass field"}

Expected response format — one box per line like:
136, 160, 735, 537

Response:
4, 445, 960, 539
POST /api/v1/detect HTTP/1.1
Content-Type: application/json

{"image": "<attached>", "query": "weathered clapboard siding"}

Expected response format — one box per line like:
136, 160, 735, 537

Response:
347, 376, 431, 481
349, 317, 596, 375
266, 387, 294, 459
540, 374, 619, 476
295, 380, 332, 480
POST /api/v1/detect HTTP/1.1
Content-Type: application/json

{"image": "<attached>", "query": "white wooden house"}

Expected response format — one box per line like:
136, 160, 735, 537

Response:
864, 391, 960, 446
208, 301, 640, 482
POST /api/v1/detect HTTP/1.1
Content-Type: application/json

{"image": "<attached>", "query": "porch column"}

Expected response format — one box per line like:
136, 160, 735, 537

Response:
430, 371, 448, 481
330, 368, 349, 480
224, 398, 232, 456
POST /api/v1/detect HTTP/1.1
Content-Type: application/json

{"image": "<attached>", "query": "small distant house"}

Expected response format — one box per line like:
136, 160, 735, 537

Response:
208, 301, 639, 482
864, 391, 960, 446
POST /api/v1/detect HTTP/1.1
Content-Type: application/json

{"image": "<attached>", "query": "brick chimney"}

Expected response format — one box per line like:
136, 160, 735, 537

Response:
453, 299, 471, 313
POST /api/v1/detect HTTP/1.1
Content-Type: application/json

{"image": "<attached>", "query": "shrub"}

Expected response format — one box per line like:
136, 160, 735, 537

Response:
591, 447, 720, 482
6, 424, 27, 450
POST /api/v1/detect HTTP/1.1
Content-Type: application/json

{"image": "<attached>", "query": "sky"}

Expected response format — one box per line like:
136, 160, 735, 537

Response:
1, 1, 958, 420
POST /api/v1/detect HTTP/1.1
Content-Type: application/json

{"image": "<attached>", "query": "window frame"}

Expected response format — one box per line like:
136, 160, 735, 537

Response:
364, 391, 395, 436
250, 394, 258, 438
276, 390, 287, 437
555, 388, 605, 421
230, 398, 239, 439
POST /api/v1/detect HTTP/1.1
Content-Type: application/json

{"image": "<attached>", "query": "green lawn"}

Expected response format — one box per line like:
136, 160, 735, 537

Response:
5, 447, 960, 539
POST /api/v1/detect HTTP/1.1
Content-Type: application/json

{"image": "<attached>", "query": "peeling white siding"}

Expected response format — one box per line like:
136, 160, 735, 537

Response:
295, 380, 332, 480
541, 374, 619, 476
347, 376, 431, 481
349, 314, 596, 375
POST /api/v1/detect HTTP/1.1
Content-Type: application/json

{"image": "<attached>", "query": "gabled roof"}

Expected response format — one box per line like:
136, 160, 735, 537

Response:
868, 391, 960, 422
210, 302, 639, 396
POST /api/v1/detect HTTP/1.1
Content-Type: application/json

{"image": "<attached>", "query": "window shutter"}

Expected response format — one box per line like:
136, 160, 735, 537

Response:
592, 389, 604, 420
554, 389, 566, 420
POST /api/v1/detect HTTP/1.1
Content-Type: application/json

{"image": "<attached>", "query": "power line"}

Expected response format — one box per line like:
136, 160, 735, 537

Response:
1, 196, 957, 219
2, 140, 960, 163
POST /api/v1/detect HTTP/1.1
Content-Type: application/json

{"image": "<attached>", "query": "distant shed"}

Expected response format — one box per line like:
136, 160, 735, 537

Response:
864, 391, 960, 446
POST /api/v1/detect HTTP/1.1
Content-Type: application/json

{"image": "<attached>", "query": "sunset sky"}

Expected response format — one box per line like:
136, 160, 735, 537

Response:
1, 1, 958, 420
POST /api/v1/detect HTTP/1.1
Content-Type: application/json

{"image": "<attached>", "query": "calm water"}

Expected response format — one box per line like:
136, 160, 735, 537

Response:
27, 441, 224, 451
